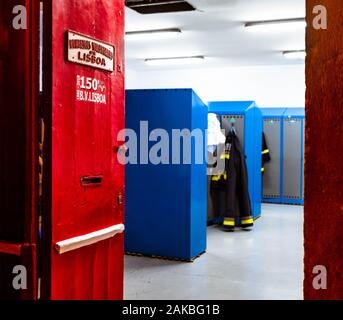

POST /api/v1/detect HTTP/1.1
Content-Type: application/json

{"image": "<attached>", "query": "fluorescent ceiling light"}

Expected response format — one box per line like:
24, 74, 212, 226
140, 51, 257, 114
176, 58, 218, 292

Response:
125, 28, 182, 41
283, 50, 306, 60
145, 56, 205, 66
245, 18, 306, 32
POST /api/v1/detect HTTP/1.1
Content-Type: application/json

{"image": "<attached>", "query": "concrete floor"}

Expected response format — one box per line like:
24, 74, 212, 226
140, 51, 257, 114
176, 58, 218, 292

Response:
124, 204, 304, 300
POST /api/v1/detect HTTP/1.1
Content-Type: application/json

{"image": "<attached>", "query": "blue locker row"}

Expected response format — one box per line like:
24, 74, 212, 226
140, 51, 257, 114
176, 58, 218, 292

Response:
125, 89, 304, 260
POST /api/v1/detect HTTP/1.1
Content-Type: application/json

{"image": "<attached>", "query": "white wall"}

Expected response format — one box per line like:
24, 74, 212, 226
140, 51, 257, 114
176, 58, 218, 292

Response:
125, 64, 305, 108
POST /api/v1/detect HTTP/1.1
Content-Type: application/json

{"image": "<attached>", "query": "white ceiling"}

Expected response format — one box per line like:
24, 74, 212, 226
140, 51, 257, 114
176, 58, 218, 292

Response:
125, 0, 306, 71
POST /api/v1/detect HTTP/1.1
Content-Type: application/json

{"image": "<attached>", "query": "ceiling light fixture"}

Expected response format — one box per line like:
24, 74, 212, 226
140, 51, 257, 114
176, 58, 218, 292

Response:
125, 28, 182, 41
145, 56, 205, 66
283, 50, 306, 60
244, 18, 306, 32
125, 0, 196, 15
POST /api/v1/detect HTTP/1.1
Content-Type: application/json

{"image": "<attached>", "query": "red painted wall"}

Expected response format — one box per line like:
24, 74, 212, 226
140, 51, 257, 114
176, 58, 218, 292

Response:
305, 0, 343, 299
0, 0, 39, 300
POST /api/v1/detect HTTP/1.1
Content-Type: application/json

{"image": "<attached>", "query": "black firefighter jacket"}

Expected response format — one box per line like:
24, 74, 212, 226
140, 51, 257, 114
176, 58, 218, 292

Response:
211, 130, 253, 227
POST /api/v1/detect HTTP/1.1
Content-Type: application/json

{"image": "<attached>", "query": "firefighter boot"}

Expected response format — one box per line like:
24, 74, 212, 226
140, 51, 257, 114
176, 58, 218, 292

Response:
223, 218, 235, 232
240, 216, 254, 231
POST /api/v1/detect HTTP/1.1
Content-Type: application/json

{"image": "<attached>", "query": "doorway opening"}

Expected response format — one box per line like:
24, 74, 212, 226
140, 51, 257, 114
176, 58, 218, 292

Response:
124, 0, 306, 300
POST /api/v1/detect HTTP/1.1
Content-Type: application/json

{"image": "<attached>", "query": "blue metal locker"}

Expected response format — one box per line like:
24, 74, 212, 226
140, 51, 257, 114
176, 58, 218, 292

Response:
207, 101, 263, 220
261, 108, 305, 205
261, 108, 287, 204
125, 89, 208, 261
282, 108, 305, 205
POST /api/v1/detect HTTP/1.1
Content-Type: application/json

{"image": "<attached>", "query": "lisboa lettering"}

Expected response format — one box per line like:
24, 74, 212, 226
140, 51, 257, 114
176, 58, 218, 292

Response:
69, 39, 114, 68
67, 32, 115, 72
77, 51, 106, 68
76, 90, 106, 104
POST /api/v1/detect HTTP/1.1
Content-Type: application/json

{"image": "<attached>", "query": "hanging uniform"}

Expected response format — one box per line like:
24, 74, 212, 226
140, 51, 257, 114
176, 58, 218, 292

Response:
210, 130, 253, 230
261, 132, 271, 174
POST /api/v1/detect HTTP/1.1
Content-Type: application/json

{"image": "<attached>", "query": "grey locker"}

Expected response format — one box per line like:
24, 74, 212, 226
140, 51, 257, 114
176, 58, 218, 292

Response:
283, 118, 303, 200
207, 114, 245, 219
221, 115, 245, 148
263, 118, 281, 199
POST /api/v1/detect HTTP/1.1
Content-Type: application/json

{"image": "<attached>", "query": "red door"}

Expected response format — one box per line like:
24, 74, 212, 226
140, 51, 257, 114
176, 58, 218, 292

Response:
41, 0, 125, 300
0, 0, 124, 301
0, 0, 39, 300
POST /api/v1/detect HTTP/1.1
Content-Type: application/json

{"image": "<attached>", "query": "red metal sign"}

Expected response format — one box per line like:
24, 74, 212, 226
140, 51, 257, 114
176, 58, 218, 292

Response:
67, 31, 115, 72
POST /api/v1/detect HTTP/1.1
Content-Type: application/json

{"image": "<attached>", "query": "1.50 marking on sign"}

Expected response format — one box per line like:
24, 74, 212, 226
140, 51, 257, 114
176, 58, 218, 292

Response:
76, 75, 107, 104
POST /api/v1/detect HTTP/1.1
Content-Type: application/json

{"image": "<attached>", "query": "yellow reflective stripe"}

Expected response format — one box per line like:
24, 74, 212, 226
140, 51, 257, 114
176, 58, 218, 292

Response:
223, 220, 235, 226
220, 154, 230, 160
262, 149, 270, 155
241, 218, 254, 225
261, 167, 265, 172
211, 173, 228, 181
211, 176, 220, 181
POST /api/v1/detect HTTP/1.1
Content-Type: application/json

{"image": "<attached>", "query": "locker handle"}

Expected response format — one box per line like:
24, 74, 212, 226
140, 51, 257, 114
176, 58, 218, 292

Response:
55, 224, 125, 254
81, 175, 103, 187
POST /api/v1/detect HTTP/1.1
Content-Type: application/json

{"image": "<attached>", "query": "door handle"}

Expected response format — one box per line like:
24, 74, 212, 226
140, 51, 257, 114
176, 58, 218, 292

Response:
55, 224, 125, 254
